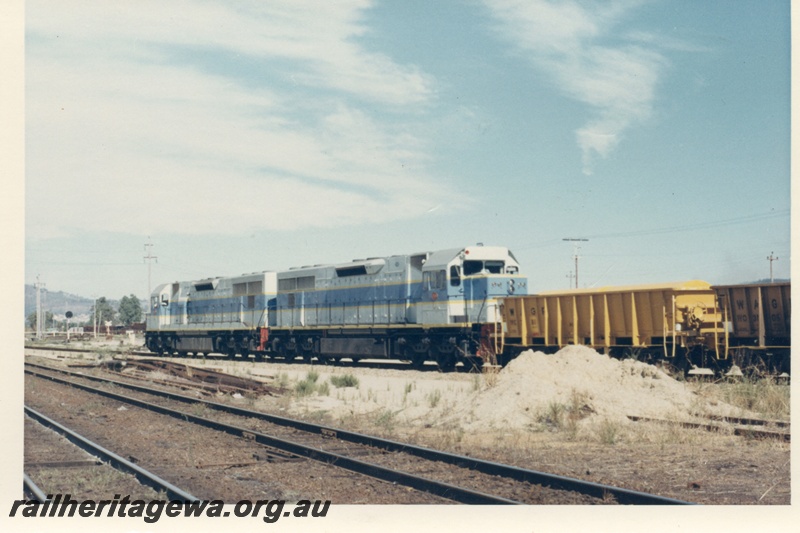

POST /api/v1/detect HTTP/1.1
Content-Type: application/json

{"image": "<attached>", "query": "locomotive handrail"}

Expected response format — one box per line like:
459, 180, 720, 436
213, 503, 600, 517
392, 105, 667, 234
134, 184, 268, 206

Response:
713, 298, 723, 360
662, 304, 668, 359
671, 296, 677, 359
494, 305, 503, 356
723, 303, 730, 360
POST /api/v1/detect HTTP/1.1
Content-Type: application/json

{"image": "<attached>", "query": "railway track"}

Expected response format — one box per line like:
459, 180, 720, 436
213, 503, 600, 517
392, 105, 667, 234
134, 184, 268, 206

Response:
24, 405, 197, 501
25, 344, 495, 372
626, 415, 790, 442
25, 362, 690, 505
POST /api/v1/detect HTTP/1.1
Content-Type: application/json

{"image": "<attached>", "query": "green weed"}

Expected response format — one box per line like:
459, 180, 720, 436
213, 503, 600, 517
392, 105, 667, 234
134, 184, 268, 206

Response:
330, 374, 360, 388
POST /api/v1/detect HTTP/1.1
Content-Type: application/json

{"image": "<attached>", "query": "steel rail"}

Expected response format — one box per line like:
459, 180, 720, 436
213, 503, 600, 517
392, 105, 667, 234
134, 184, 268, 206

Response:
26, 369, 518, 505
23, 473, 49, 503
700, 414, 790, 429
24, 406, 199, 502
26, 363, 692, 505
627, 415, 790, 442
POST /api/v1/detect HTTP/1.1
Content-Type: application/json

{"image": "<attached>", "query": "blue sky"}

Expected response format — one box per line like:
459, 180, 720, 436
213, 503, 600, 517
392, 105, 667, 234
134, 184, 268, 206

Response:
23, 0, 791, 300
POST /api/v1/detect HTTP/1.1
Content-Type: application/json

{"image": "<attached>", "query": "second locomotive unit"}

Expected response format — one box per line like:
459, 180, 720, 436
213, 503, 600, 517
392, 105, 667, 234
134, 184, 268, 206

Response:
145, 245, 527, 370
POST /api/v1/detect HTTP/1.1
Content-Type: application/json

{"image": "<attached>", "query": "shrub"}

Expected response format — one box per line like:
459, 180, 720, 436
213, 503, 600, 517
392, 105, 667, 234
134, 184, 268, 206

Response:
294, 379, 316, 397
330, 374, 359, 388
597, 419, 620, 445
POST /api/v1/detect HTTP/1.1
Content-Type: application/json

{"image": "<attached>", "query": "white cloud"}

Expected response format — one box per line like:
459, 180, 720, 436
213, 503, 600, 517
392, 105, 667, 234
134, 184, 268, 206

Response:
482, 0, 667, 174
26, 1, 456, 239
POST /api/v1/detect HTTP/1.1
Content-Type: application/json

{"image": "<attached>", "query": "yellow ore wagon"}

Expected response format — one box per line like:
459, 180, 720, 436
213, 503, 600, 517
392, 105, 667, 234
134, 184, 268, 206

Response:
713, 282, 791, 374
499, 280, 727, 372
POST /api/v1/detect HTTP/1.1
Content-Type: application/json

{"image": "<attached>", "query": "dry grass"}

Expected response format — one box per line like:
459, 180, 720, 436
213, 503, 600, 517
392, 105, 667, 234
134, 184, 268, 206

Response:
714, 378, 790, 420
28, 465, 162, 501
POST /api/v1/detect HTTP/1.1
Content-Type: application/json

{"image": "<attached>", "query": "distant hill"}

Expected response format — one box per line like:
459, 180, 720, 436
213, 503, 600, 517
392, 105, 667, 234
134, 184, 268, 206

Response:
24, 285, 120, 324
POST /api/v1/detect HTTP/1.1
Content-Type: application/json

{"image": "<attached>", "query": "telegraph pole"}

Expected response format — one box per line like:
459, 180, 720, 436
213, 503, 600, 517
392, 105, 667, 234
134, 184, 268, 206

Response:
767, 252, 778, 283
563, 238, 588, 289
144, 237, 158, 298
34, 276, 45, 339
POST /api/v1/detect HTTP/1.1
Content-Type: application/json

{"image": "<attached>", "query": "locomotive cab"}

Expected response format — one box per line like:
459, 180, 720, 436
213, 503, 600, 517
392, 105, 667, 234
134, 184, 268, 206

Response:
421, 245, 527, 324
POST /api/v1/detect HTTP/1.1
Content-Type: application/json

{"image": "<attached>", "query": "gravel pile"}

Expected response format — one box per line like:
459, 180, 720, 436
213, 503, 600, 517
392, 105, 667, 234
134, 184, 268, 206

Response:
452, 345, 732, 431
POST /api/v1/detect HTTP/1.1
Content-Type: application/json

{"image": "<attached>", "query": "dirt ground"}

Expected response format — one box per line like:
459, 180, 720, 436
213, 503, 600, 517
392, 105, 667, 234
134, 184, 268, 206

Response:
25, 341, 791, 505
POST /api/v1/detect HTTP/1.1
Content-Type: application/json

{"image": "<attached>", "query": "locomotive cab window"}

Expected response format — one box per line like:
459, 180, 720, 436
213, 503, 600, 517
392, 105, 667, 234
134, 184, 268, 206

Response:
450, 265, 461, 287
423, 270, 446, 290
463, 260, 504, 276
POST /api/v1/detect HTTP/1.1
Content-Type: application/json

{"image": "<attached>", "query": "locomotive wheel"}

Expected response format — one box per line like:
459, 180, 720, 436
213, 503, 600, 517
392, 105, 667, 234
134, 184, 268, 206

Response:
404, 345, 427, 369
224, 336, 236, 359
436, 350, 456, 372
410, 352, 427, 369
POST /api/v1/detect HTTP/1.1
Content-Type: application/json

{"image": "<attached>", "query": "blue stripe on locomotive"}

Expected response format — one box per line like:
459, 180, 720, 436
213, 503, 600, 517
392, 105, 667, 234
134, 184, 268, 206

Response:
158, 293, 276, 323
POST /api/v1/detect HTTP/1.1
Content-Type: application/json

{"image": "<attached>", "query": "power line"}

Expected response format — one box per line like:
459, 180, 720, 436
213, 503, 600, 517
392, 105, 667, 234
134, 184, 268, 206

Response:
517, 208, 789, 251
583, 209, 789, 240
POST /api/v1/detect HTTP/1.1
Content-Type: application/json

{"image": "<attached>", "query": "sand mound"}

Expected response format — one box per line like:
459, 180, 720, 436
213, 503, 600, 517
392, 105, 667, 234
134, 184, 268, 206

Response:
451, 345, 720, 431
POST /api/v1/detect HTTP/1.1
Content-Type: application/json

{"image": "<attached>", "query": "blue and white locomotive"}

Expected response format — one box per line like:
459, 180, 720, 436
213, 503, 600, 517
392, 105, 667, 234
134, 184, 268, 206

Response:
145, 244, 527, 370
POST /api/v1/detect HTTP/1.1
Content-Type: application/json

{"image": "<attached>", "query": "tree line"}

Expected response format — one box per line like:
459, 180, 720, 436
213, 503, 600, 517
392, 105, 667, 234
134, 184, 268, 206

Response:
27, 294, 144, 330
